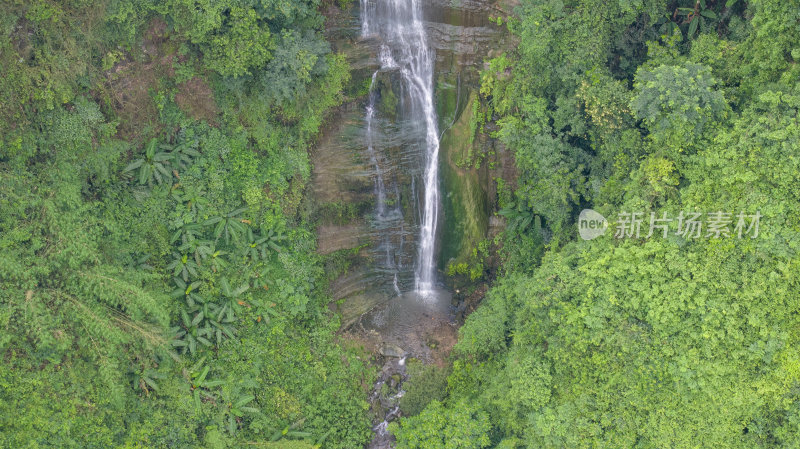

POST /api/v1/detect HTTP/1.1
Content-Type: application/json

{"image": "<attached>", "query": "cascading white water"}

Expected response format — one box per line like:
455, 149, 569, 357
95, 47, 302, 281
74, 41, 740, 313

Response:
365, 71, 387, 219
365, 46, 405, 297
362, 0, 441, 295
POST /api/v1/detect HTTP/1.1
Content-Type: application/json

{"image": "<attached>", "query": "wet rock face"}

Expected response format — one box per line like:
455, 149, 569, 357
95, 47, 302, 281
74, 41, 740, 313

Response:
316, 0, 506, 325
426, 1, 499, 69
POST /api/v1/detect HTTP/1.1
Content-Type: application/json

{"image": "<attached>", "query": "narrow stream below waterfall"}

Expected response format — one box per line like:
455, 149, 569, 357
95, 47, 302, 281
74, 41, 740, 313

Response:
356, 289, 458, 449
359, 0, 450, 445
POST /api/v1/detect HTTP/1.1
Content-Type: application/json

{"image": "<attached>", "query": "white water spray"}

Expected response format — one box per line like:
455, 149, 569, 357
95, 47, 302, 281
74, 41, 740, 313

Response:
362, 0, 441, 294
365, 71, 387, 219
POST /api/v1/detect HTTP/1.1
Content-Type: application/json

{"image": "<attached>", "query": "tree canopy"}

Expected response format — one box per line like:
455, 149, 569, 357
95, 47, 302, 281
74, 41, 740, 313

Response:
394, 0, 800, 447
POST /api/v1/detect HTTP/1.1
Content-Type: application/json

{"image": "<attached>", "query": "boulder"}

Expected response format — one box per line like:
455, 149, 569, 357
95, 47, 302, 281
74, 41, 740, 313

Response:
379, 342, 406, 358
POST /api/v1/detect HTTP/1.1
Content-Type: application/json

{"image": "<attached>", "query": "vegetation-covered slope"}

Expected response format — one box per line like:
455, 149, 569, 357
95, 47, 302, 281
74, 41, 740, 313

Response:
0, 1, 371, 447
392, 0, 800, 447
2, 0, 799, 448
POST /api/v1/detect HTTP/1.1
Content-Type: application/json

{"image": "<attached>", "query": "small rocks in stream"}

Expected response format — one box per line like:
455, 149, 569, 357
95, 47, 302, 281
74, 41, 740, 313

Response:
379, 342, 406, 358
367, 355, 409, 449
389, 373, 403, 389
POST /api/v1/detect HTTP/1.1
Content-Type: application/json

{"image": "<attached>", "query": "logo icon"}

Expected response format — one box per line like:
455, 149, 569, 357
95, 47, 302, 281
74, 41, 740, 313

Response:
578, 209, 607, 240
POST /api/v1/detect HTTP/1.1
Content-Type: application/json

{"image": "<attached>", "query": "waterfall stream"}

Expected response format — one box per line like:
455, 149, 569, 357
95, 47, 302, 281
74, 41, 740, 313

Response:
318, 2, 500, 445
362, 0, 441, 295
360, 2, 451, 446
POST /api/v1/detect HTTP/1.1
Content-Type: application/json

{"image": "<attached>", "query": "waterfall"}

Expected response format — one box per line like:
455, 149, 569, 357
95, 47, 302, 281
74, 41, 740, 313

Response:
362, 0, 441, 295
365, 71, 387, 219
365, 47, 404, 294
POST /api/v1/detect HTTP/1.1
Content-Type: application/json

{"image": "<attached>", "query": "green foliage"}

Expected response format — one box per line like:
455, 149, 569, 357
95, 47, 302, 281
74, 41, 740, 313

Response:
0, 0, 369, 446
124, 138, 175, 185
631, 62, 728, 148
737, 0, 800, 89
399, 360, 450, 416
165, 0, 323, 78
453, 277, 517, 361
203, 6, 274, 77
5, 0, 800, 447
401, 1, 800, 448
446, 239, 490, 282
206, 206, 248, 246
506, 133, 587, 245
391, 400, 491, 449
259, 30, 331, 108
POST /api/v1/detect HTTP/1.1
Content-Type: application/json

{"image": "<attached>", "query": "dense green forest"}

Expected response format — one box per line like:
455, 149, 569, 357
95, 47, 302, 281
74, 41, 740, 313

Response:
1, 0, 799, 448
392, 0, 800, 448
0, 0, 371, 447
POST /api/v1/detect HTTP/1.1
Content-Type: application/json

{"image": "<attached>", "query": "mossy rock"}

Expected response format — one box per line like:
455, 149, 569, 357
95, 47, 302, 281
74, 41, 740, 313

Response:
437, 89, 489, 269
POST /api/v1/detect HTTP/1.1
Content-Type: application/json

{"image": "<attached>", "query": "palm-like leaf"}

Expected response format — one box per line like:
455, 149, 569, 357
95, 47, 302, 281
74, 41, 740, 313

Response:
197, 242, 229, 272
205, 207, 248, 246
125, 253, 153, 271
498, 202, 540, 235
179, 238, 213, 265
217, 387, 260, 435
123, 138, 173, 185
172, 307, 214, 355
171, 184, 209, 217
171, 278, 205, 307
171, 222, 204, 246
129, 365, 166, 396
219, 277, 250, 317
186, 358, 225, 407
167, 252, 199, 282
242, 227, 286, 260
169, 134, 201, 170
